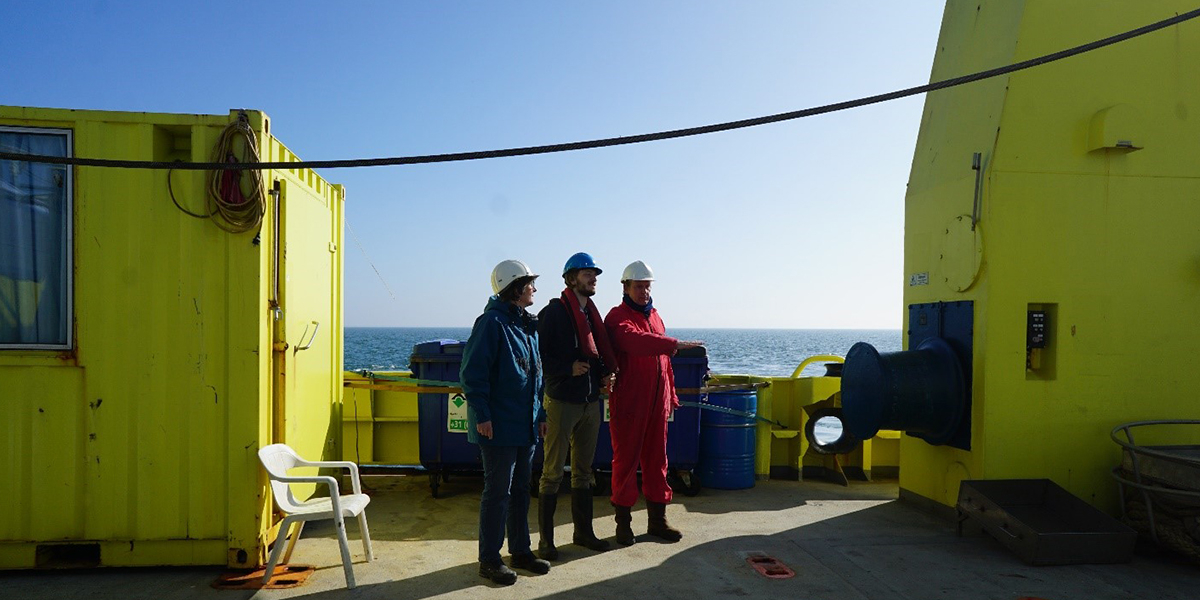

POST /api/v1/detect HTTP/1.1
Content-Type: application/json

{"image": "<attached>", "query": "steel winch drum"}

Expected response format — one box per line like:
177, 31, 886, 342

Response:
840, 338, 966, 446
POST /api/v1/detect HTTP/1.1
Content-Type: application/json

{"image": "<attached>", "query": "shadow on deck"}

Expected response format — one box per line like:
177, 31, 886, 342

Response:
3, 477, 1196, 600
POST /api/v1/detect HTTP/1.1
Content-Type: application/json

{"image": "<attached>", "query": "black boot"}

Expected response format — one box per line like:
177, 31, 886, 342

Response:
537, 493, 559, 560
571, 487, 611, 551
510, 552, 551, 575
479, 561, 517, 585
613, 503, 636, 545
646, 501, 682, 542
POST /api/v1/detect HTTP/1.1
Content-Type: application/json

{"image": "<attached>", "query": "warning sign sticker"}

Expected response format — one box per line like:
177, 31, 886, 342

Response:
448, 393, 469, 433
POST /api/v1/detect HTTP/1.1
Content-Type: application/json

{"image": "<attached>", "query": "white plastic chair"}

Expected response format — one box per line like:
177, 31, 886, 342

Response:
258, 443, 374, 589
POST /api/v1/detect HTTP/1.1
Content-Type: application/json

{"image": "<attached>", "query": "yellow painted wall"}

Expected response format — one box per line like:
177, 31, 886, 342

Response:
902, 1, 1200, 510
339, 372, 423, 466
373, 384, 421, 465
271, 140, 346, 463
0, 106, 344, 568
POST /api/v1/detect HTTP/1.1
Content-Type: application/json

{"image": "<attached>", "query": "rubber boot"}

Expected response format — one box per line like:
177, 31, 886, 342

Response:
537, 493, 559, 560
571, 487, 611, 551
646, 501, 682, 542
613, 503, 636, 545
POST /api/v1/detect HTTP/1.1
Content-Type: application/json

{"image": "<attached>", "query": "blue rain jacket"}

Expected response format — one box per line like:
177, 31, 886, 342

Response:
460, 296, 545, 446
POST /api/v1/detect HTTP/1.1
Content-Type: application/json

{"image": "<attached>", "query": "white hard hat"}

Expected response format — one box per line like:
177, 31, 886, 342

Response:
491, 259, 538, 294
620, 260, 655, 282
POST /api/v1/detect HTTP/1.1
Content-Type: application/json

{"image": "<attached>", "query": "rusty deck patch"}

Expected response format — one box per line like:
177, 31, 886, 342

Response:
211, 564, 316, 589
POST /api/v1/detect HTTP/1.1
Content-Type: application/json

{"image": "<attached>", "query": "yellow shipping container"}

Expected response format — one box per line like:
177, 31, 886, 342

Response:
0, 106, 344, 569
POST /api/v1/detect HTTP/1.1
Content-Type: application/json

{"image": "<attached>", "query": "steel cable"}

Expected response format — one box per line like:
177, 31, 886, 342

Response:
2, 7, 1199, 172
167, 166, 213, 219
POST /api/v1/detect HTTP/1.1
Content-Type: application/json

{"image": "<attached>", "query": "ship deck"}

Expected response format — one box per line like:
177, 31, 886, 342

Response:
5, 476, 1196, 599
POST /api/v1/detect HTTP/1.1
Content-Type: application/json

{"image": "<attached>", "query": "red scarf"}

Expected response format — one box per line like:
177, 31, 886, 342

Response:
561, 288, 617, 372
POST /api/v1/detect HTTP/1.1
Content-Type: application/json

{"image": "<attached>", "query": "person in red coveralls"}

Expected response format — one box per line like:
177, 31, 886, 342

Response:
604, 260, 703, 545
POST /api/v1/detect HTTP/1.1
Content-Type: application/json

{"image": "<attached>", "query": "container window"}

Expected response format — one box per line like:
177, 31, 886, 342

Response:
0, 127, 73, 349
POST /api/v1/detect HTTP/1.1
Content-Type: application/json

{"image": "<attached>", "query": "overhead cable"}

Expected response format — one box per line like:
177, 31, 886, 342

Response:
2, 7, 1199, 171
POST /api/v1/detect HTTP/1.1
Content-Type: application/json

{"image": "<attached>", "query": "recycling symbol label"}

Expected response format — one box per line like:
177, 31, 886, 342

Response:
447, 393, 469, 433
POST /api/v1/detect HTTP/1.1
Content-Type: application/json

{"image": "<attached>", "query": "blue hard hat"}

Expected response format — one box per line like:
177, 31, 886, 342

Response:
563, 252, 602, 276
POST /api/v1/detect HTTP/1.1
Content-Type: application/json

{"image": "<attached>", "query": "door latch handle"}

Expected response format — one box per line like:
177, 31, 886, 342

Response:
294, 321, 320, 352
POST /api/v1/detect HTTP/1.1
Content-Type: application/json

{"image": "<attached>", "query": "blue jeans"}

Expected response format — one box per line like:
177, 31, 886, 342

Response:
478, 444, 535, 564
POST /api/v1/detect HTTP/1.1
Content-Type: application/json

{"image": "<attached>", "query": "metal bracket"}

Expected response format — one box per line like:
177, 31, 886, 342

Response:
970, 152, 983, 231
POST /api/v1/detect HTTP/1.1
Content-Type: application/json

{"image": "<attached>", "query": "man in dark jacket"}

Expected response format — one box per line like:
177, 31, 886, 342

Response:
535, 252, 615, 560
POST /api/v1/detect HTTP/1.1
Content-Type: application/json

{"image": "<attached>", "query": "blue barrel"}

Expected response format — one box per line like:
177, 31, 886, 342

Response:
696, 390, 757, 489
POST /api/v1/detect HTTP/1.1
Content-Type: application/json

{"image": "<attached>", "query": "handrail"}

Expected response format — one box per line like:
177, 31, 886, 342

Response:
342, 381, 766, 395
1110, 420, 1200, 466
344, 381, 462, 394
790, 354, 845, 379
1109, 419, 1200, 545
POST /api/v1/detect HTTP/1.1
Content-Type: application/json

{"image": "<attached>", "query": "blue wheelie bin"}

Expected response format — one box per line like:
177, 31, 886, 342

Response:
593, 346, 709, 496
665, 346, 708, 495
410, 339, 477, 497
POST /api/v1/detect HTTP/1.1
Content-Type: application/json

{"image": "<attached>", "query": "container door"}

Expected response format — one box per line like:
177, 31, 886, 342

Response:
272, 175, 343, 460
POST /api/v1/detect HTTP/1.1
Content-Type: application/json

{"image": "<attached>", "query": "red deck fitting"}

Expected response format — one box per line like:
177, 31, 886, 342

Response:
746, 554, 795, 579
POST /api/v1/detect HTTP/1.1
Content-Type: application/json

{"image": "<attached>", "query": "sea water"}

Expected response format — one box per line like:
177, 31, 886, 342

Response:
346, 327, 902, 444
345, 327, 902, 377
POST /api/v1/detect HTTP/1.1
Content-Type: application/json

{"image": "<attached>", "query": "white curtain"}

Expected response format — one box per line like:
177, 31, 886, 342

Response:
0, 130, 69, 347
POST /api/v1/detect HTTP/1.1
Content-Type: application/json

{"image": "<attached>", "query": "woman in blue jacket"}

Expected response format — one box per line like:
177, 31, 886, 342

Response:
460, 259, 550, 585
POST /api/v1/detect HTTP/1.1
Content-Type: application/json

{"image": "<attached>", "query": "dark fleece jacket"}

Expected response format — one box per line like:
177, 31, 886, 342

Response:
537, 297, 612, 403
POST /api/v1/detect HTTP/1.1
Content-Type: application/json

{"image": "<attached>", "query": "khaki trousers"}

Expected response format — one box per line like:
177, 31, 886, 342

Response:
538, 397, 602, 494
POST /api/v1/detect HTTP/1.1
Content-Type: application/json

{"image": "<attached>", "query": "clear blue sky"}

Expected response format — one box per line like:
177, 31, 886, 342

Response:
3, 2, 947, 328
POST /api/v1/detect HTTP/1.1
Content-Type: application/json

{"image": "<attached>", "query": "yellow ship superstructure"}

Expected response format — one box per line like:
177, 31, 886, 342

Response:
876, 1, 1200, 511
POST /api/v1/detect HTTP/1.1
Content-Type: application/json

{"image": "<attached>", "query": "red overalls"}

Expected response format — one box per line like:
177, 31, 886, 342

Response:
604, 302, 679, 507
